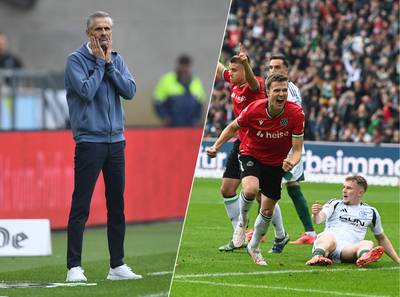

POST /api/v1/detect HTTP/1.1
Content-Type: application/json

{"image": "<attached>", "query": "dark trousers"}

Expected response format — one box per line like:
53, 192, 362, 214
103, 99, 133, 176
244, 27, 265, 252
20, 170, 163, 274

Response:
67, 141, 126, 269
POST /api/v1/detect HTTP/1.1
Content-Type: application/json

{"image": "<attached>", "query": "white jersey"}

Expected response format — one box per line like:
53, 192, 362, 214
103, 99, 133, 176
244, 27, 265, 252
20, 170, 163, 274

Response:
284, 81, 304, 182
321, 199, 384, 244
287, 81, 302, 106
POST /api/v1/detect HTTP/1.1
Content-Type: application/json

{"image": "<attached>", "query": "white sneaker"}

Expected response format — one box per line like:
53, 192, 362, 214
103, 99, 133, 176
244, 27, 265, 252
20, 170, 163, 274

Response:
107, 264, 143, 280
246, 245, 267, 266
66, 266, 87, 282
232, 222, 246, 248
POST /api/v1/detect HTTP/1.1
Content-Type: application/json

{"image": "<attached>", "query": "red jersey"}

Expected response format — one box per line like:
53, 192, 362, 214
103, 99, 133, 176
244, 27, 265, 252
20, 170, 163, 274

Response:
236, 100, 304, 166
223, 69, 265, 141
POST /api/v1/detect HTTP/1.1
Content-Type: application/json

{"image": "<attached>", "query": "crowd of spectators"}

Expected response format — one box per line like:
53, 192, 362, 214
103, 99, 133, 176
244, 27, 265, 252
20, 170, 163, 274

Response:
205, 0, 399, 144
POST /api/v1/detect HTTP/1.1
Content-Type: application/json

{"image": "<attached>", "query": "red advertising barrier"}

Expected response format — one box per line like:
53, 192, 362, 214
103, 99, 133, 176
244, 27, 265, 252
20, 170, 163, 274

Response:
0, 128, 202, 228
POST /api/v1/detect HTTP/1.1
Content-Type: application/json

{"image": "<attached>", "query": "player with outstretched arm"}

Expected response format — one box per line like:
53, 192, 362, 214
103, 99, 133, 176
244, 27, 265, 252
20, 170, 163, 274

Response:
215, 44, 266, 251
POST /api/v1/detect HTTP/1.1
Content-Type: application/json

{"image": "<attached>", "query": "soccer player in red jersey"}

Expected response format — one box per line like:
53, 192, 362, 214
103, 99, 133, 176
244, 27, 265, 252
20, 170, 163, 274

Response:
215, 44, 266, 251
207, 73, 305, 265
268, 54, 317, 246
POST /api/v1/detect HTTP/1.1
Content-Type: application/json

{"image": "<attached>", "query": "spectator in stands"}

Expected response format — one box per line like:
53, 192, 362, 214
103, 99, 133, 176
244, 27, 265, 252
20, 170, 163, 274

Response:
206, 0, 399, 144
0, 32, 23, 69
153, 54, 206, 127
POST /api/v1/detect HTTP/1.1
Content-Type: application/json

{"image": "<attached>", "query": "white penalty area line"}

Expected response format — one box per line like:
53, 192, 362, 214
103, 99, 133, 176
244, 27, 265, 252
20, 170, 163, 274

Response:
175, 279, 395, 297
174, 266, 400, 279
146, 271, 172, 276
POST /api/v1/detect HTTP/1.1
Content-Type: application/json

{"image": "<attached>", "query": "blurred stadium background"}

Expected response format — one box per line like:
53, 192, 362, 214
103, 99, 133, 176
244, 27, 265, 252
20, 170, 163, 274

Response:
206, 0, 399, 144
0, 0, 229, 296
0, 0, 231, 228
0, 0, 230, 128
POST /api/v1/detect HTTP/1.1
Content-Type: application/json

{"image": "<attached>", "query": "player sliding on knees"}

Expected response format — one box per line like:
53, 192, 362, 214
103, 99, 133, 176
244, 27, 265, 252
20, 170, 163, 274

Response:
208, 73, 305, 266
306, 175, 400, 267
215, 45, 289, 253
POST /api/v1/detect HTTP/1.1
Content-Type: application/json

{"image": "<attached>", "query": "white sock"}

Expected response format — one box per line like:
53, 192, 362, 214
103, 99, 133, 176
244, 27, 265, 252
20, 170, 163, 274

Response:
305, 231, 317, 237
271, 203, 286, 239
223, 195, 240, 229
249, 212, 271, 249
239, 192, 254, 226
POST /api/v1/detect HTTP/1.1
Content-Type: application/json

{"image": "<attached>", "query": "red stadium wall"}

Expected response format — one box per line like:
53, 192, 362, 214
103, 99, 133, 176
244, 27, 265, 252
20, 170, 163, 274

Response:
0, 128, 202, 229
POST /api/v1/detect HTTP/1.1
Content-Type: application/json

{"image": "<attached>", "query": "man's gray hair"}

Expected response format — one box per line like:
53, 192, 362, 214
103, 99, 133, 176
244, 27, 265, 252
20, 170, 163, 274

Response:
86, 11, 113, 30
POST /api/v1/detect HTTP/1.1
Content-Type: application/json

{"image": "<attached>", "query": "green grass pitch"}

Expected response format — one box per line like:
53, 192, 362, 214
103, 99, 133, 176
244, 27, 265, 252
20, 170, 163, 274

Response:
0, 221, 182, 297
170, 178, 400, 297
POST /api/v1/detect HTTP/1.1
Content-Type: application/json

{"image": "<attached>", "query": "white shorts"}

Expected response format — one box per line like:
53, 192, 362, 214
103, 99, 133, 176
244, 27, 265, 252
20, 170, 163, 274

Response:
313, 231, 355, 263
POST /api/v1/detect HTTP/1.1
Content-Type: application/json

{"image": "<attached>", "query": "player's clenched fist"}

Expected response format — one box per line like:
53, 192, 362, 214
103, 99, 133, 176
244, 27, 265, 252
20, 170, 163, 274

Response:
207, 146, 218, 158
311, 201, 322, 215
282, 159, 294, 172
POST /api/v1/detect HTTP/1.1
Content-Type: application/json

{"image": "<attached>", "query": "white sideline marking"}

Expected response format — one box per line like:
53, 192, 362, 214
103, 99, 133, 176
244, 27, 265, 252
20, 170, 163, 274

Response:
138, 292, 168, 297
50, 282, 97, 288
174, 266, 400, 279
191, 226, 226, 230
0, 282, 97, 288
146, 271, 172, 276
175, 279, 395, 297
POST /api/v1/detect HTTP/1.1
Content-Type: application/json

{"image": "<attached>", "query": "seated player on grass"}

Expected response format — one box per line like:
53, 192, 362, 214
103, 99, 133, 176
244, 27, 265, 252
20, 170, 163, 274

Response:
306, 175, 400, 267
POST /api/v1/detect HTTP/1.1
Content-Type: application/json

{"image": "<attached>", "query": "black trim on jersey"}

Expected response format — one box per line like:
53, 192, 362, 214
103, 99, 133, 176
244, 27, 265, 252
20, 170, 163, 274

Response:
372, 209, 377, 227
326, 199, 341, 215
333, 200, 341, 212
292, 133, 304, 138
361, 202, 377, 227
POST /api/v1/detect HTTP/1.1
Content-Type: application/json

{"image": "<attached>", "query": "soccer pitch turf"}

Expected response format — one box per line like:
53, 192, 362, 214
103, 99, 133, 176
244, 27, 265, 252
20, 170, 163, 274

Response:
170, 178, 400, 297
0, 221, 182, 297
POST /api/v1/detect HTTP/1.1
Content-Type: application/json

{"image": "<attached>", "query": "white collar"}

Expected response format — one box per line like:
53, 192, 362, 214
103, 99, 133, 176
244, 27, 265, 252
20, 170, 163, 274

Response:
86, 42, 93, 55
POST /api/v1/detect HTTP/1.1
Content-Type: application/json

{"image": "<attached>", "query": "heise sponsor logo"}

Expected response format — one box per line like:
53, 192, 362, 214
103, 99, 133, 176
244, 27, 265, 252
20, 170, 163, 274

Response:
256, 130, 289, 139
304, 150, 400, 177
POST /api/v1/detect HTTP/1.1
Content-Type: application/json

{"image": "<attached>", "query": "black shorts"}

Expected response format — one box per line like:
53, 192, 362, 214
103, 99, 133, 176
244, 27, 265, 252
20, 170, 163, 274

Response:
238, 154, 284, 200
222, 139, 241, 179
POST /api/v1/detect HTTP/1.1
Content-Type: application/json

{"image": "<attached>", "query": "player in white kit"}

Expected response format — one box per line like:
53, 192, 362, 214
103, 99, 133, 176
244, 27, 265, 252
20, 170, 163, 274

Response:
306, 175, 400, 267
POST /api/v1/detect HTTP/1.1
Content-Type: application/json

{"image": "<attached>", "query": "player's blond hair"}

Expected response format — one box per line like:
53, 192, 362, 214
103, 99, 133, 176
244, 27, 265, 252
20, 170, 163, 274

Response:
345, 175, 368, 192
